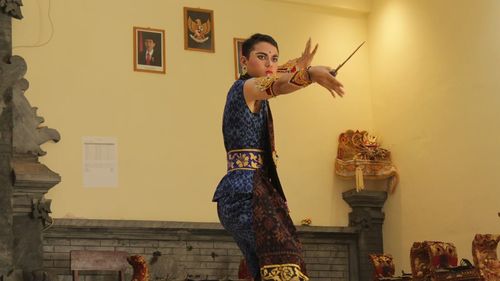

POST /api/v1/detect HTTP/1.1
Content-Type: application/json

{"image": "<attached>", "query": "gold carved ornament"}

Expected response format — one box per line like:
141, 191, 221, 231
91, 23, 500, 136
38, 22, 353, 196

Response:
335, 130, 399, 193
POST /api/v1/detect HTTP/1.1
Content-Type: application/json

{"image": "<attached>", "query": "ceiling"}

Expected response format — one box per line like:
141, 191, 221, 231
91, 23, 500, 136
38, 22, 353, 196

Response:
268, 0, 373, 13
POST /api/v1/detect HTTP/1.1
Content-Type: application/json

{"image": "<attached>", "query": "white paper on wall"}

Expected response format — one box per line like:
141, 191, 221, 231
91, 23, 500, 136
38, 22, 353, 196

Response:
82, 136, 118, 188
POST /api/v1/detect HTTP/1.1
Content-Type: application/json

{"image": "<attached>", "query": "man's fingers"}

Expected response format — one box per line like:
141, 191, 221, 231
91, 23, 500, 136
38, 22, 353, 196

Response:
335, 85, 345, 97
331, 77, 344, 89
311, 44, 318, 57
325, 78, 345, 97
319, 82, 335, 98
328, 88, 336, 98
304, 38, 311, 54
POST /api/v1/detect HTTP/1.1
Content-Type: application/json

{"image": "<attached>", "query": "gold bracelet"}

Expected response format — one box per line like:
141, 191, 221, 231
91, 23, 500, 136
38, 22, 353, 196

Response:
277, 58, 298, 73
255, 75, 279, 97
266, 82, 277, 97
289, 67, 312, 87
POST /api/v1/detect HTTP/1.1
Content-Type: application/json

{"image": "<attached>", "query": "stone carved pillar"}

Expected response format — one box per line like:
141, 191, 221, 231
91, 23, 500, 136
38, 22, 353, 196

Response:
0, 2, 17, 278
343, 189, 387, 281
11, 59, 61, 271
1, 1, 61, 280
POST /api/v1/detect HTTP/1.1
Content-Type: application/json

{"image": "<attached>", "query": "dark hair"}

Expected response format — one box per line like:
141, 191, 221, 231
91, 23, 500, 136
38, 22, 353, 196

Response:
241, 33, 279, 58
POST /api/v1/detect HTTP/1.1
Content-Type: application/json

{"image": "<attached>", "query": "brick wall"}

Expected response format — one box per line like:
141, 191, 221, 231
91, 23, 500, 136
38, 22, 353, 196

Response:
43, 219, 359, 281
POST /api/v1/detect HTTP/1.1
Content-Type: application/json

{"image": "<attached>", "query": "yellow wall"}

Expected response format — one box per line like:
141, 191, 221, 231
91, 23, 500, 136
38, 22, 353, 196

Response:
11, 0, 500, 272
12, 0, 372, 225
369, 0, 500, 272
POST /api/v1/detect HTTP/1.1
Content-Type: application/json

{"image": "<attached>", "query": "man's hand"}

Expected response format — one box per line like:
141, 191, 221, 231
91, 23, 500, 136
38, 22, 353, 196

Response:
308, 66, 345, 98
296, 38, 318, 70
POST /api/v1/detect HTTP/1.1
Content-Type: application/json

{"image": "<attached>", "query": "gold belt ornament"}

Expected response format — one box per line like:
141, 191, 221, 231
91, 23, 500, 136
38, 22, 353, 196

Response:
261, 264, 309, 281
227, 149, 264, 171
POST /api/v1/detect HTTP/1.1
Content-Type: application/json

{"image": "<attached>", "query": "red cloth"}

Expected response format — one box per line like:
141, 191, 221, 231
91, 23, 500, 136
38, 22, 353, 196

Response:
238, 258, 252, 280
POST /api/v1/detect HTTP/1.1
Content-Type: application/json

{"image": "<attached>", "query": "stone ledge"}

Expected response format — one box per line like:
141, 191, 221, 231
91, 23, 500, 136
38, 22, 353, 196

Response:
43, 218, 360, 281
49, 218, 357, 234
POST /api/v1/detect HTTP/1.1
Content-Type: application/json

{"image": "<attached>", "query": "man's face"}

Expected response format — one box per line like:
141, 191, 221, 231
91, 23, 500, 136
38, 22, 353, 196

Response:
241, 42, 279, 77
144, 39, 155, 52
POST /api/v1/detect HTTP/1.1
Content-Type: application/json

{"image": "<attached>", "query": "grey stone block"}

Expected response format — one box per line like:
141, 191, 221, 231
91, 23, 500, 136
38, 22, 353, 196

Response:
304, 250, 332, 258
83, 246, 115, 251
308, 264, 331, 271
54, 245, 85, 253
53, 260, 70, 268
57, 275, 72, 281
302, 244, 318, 250
99, 239, 122, 246
188, 241, 214, 249
45, 238, 70, 246
70, 239, 100, 246
49, 269, 71, 275
307, 271, 320, 278
129, 240, 158, 247
197, 255, 227, 263
199, 248, 227, 256
319, 271, 345, 278
203, 262, 233, 269
331, 264, 349, 271
115, 247, 144, 254
189, 235, 226, 241
158, 241, 186, 248
213, 241, 238, 249
321, 244, 348, 251
172, 247, 200, 255
332, 257, 349, 265
44, 252, 70, 260
336, 251, 348, 257
227, 249, 243, 256
152, 247, 173, 255
43, 245, 54, 252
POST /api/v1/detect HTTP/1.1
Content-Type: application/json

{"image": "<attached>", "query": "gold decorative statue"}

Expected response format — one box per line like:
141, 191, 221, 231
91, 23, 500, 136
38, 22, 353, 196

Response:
472, 234, 500, 281
335, 130, 399, 193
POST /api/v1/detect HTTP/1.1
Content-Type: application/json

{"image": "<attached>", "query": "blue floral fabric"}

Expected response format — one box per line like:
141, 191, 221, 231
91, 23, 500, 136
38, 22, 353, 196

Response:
212, 79, 268, 201
222, 80, 268, 151
213, 79, 307, 281
213, 79, 270, 280
216, 193, 260, 278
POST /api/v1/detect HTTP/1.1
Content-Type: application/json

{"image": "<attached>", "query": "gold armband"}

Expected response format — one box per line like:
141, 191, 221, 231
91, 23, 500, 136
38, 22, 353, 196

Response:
255, 75, 278, 97
289, 67, 312, 87
277, 59, 298, 73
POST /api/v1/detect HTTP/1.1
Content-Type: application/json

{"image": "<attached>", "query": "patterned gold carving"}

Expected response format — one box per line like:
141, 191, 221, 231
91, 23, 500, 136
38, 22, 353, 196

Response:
255, 75, 279, 92
227, 149, 264, 171
288, 68, 311, 87
278, 59, 299, 73
261, 264, 309, 281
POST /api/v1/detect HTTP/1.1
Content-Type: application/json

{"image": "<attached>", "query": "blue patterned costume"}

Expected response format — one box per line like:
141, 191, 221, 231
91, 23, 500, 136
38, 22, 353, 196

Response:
213, 79, 267, 278
213, 79, 269, 200
213, 79, 308, 281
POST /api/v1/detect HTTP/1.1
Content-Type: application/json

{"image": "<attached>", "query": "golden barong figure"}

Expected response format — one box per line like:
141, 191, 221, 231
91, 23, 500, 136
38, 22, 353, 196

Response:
335, 130, 399, 193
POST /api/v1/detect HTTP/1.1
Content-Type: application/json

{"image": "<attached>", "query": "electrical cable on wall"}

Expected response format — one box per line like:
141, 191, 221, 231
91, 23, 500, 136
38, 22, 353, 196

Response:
13, 0, 54, 49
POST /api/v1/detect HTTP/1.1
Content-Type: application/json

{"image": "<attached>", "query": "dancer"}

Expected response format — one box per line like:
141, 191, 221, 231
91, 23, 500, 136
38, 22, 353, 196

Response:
213, 33, 345, 281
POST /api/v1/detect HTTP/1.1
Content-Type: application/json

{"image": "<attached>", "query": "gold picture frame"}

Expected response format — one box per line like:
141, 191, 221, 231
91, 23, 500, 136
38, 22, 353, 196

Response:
133, 27, 166, 74
233, 37, 246, 79
183, 7, 215, 52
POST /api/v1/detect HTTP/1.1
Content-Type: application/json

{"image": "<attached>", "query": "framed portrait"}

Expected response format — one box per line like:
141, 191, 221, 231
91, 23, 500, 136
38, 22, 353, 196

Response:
133, 27, 166, 74
233, 38, 246, 79
184, 7, 215, 52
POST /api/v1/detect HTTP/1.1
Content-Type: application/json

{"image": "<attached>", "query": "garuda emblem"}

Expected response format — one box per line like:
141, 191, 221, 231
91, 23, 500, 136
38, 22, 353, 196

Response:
188, 17, 211, 43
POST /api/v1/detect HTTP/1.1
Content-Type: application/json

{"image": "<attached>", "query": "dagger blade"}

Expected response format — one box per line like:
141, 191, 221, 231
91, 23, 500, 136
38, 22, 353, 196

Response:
330, 41, 365, 77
